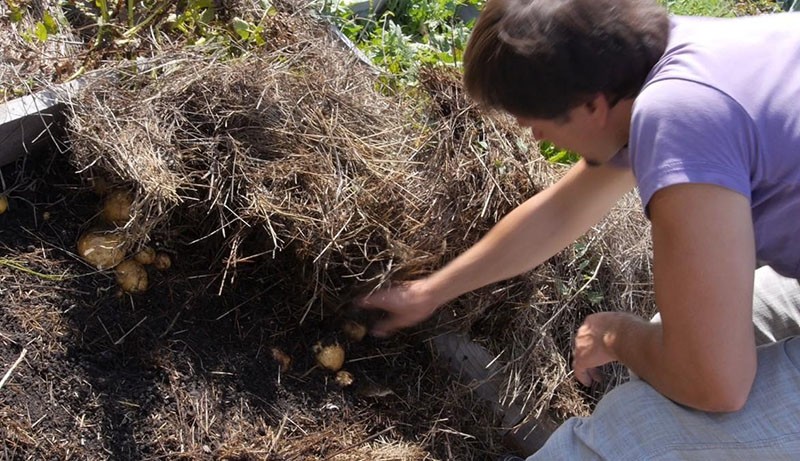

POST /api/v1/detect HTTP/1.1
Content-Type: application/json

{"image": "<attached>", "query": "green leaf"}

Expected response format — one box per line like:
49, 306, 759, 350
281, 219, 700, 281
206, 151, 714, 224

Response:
10, 6, 24, 23
34, 22, 48, 42
201, 7, 216, 24
232, 17, 251, 40
252, 26, 266, 46
43, 12, 58, 33
586, 291, 604, 306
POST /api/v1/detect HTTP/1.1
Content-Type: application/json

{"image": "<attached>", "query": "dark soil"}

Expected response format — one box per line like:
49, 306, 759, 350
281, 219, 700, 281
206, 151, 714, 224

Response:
0, 147, 503, 460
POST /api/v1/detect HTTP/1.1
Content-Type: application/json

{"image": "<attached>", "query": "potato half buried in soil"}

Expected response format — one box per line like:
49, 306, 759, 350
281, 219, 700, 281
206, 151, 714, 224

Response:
153, 252, 172, 271
313, 341, 345, 372
335, 370, 354, 387
271, 347, 292, 372
77, 231, 127, 270
341, 320, 368, 342
134, 246, 156, 265
115, 259, 148, 293
102, 189, 133, 226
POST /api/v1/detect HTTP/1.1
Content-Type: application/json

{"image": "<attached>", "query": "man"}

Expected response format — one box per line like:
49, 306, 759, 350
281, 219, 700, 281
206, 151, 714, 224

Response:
359, 0, 800, 458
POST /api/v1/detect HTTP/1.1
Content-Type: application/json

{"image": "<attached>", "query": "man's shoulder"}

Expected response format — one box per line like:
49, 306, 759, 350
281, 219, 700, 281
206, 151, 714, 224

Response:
633, 78, 745, 125
647, 13, 800, 105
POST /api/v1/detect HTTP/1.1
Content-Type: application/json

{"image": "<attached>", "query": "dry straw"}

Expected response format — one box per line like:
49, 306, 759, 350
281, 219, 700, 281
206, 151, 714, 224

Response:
64, 0, 654, 456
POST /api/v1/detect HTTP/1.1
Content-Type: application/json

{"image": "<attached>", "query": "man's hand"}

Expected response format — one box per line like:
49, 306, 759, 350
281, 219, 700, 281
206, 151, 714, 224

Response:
572, 312, 627, 386
356, 280, 441, 337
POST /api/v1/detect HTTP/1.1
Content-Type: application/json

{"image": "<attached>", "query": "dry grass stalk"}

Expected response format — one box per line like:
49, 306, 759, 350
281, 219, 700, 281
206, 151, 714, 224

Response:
57, 0, 654, 457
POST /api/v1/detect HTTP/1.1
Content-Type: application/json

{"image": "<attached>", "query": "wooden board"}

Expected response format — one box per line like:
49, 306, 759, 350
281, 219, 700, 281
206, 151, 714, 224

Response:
0, 79, 85, 167
432, 333, 557, 456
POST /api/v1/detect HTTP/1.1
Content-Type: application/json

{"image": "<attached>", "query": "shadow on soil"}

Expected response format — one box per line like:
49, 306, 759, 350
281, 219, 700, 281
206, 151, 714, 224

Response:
0, 148, 442, 460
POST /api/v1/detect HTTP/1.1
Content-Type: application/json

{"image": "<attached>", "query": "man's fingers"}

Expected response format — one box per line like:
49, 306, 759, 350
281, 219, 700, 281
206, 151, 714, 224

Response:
356, 290, 397, 312
574, 368, 592, 387
370, 316, 405, 338
355, 293, 379, 309
371, 309, 426, 337
574, 368, 605, 388
370, 324, 392, 338
573, 359, 603, 387
588, 367, 604, 385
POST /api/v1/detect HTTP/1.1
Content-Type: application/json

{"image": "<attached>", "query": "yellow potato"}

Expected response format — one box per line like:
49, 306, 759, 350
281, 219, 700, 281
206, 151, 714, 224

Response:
335, 370, 354, 387
153, 252, 172, 271
77, 231, 126, 270
134, 246, 156, 265
341, 320, 368, 342
313, 342, 345, 372
0, 195, 8, 214
102, 189, 133, 226
270, 347, 292, 372
115, 259, 148, 294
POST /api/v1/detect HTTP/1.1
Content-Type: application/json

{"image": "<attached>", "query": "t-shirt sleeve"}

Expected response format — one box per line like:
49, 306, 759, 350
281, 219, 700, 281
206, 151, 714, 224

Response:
630, 78, 755, 214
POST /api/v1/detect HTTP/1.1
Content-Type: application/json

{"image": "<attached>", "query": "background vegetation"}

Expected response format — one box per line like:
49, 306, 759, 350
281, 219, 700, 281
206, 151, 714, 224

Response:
315, 0, 784, 163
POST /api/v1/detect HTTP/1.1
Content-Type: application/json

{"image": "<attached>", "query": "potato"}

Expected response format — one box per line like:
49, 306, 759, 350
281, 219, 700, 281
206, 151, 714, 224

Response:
134, 246, 156, 265
335, 370, 354, 387
341, 320, 368, 342
153, 252, 172, 271
115, 259, 148, 293
102, 189, 133, 226
0, 195, 7, 214
270, 347, 292, 372
77, 231, 126, 270
91, 176, 110, 196
313, 341, 345, 372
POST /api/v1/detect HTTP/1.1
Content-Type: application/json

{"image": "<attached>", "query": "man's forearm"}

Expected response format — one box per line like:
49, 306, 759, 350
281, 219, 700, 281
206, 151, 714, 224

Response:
423, 195, 575, 304
423, 162, 635, 305
603, 313, 752, 412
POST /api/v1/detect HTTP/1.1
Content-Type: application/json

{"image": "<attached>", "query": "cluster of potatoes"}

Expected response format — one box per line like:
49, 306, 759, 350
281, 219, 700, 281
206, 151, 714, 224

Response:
270, 319, 368, 388
76, 184, 171, 294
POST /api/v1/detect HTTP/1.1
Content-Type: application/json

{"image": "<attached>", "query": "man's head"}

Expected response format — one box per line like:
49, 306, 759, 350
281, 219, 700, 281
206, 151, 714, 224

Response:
463, 0, 669, 120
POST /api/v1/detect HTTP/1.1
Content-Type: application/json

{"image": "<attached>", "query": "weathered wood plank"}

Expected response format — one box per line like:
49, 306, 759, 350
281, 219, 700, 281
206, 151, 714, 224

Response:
432, 333, 556, 456
0, 79, 86, 167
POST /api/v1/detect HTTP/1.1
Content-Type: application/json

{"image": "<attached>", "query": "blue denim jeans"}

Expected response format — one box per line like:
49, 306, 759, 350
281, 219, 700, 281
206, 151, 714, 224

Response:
530, 267, 800, 460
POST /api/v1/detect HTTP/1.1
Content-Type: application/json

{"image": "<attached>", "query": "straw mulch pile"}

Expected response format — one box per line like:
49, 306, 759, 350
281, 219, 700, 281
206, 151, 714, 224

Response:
0, 1, 80, 100
56, 0, 654, 457
65, 7, 547, 316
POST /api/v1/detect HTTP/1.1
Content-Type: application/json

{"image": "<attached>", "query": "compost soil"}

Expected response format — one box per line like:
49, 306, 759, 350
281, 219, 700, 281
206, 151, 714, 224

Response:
1, 149, 491, 460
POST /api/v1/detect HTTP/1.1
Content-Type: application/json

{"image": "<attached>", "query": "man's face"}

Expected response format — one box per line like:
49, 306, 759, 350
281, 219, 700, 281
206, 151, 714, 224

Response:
516, 96, 628, 166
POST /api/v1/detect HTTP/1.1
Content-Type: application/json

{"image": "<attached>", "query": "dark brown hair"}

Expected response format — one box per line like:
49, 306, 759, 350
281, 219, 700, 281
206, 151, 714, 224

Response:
463, 0, 670, 119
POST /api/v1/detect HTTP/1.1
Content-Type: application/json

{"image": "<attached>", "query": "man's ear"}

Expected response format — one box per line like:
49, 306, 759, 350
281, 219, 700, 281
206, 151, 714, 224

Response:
585, 93, 610, 127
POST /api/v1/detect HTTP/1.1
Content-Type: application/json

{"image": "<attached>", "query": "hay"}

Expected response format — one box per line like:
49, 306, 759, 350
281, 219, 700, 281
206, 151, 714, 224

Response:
65, 8, 543, 304
62, 0, 654, 455
0, 1, 81, 100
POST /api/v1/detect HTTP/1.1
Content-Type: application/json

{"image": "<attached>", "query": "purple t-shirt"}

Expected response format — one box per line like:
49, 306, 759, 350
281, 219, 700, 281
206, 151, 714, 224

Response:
617, 13, 800, 279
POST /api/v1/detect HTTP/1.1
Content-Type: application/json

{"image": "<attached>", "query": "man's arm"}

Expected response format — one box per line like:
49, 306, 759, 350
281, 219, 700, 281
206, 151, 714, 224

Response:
574, 183, 756, 411
360, 160, 636, 336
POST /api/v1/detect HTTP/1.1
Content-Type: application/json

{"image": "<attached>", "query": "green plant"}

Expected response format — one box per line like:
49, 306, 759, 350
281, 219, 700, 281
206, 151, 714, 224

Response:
660, 0, 735, 16
6, 1, 61, 43
52, 0, 273, 80
316, 0, 483, 85
319, 0, 767, 163
539, 141, 580, 165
